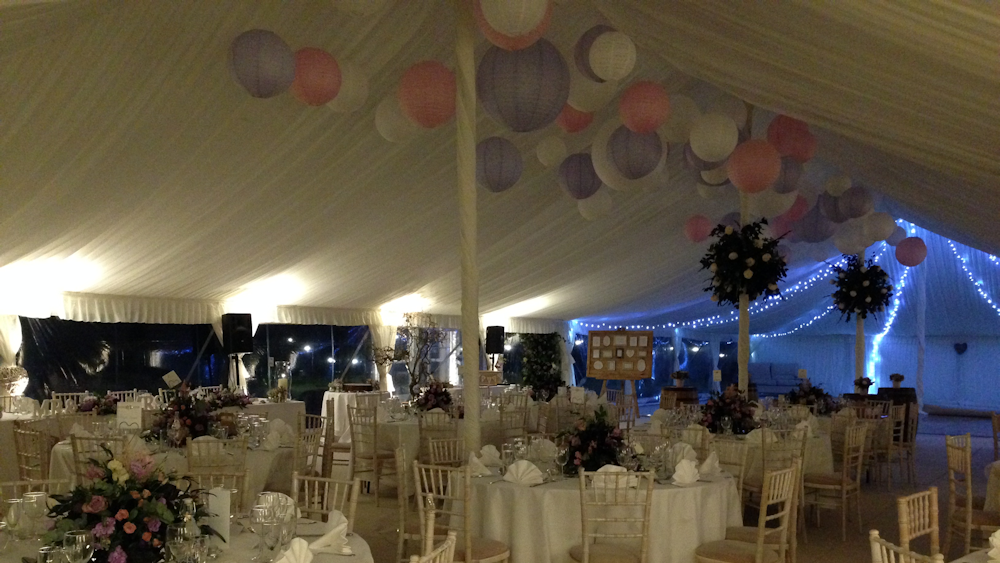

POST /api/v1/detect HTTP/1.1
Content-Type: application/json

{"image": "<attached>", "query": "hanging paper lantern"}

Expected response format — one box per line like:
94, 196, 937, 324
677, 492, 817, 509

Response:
781, 194, 809, 223
696, 182, 733, 200
833, 222, 870, 256
578, 188, 613, 220
688, 113, 739, 162
335, 0, 390, 15
766, 115, 808, 154
291, 48, 342, 106
591, 119, 666, 193
375, 95, 420, 143
474, 0, 551, 51
556, 104, 593, 133
886, 225, 907, 246
792, 204, 836, 243
536, 136, 567, 168
864, 212, 897, 241
326, 61, 368, 113
658, 94, 700, 143
477, 39, 569, 132
567, 63, 619, 112
683, 143, 725, 172
774, 157, 803, 194
895, 237, 927, 266
707, 94, 748, 128
824, 175, 852, 196
574, 25, 615, 82
684, 215, 713, 243
589, 31, 636, 82
727, 140, 781, 194
818, 192, 849, 223
476, 137, 523, 193
398, 61, 455, 128
719, 211, 742, 229
619, 81, 670, 134
608, 126, 662, 180
229, 29, 295, 99
838, 186, 874, 219
559, 153, 602, 200
479, 0, 548, 36
747, 188, 796, 219
787, 130, 817, 163
700, 165, 729, 187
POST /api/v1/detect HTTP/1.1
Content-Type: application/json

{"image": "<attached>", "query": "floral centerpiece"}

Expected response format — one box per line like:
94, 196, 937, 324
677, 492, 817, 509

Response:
556, 406, 623, 474
830, 255, 893, 320
44, 445, 210, 563
671, 370, 689, 387
267, 386, 289, 403
700, 385, 756, 434
890, 373, 905, 389
79, 393, 120, 415
784, 381, 839, 415
145, 385, 216, 447
413, 380, 453, 412
854, 376, 873, 394
204, 387, 252, 410
700, 220, 788, 307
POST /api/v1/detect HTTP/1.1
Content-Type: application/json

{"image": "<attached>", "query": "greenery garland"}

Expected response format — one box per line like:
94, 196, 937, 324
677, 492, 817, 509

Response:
520, 333, 563, 402
829, 255, 893, 321
699, 220, 788, 307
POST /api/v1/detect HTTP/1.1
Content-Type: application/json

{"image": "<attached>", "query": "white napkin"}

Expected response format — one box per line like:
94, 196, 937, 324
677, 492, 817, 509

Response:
649, 409, 668, 424
649, 420, 662, 435
479, 445, 503, 467
594, 464, 638, 488
205, 487, 230, 550
673, 459, 700, 485
69, 423, 93, 438
794, 419, 814, 439
699, 451, 722, 478
308, 510, 352, 555
269, 419, 296, 446
193, 435, 219, 442
529, 439, 558, 460
503, 460, 544, 486
745, 428, 777, 444
261, 431, 281, 451
468, 453, 492, 477
671, 442, 697, 463
278, 537, 314, 563
427, 407, 446, 414
987, 529, 1000, 560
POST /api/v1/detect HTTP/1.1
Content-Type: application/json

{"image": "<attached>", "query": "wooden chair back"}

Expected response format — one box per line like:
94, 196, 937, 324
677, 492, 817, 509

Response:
499, 399, 528, 442
296, 413, 326, 475
414, 462, 473, 560
291, 472, 359, 530
13, 423, 53, 481
70, 435, 126, 482
841, 422, 868, 487
418, 412, 457, 463
348, 406, 380, 474
897, 486, 939, 555
411, 508, 457, 563
186, 437, 249, 473
713, 438, 750, 498
945, 434, 972, 507
869, 530, 945, 563
0, 479, 70, 503
199, 385, 223, 395
603, 388, 623, 405
187, 470, 250, 515
355, 392, 382, 410
751, 460, 800, 563
0, 395, 16, 413
428, 438, 464, 467
107, 389, 139, 402
658, 392, 676, 410
578, 469, 655, 563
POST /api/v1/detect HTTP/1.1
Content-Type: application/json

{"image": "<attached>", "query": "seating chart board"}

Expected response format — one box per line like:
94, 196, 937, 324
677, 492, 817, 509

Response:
585, 330, 654, 381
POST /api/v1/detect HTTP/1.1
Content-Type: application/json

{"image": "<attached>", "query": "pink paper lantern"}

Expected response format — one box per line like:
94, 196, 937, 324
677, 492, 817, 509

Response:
229, 29, 296, 99
473, 0, 551, 51
291, 48, 342, 106
619, 81, 670, 134
727, 140, 781, 194
767, 115, 807, 152
398, 61, 455, 128
787, 129, 817, 163
684, 215, 712, 243
895, 237, 927, 267
556, 104, 593, 133
769, 214, 794, 239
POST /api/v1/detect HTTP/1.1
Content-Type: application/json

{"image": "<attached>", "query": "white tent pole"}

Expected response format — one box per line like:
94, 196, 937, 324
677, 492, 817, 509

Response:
737, 104, 752, 393
455, 0, 480, 453
854, 251, 865, 391
915, 256, 927, 411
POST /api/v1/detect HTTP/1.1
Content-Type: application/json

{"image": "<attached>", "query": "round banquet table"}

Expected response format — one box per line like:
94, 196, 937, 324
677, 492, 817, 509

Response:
379, 418, 506, 474
322, 391, 361, 442
47, 440, 295, 504
745, 432, 835, 477
951, 549, 989, 563
465, 474, 743, 563
245, 400, 305, 429
6, 523, 374, 563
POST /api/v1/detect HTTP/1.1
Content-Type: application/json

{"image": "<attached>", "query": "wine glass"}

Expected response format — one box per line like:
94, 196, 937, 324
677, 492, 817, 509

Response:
22, 491, 48, 542
166, 523, 196, 563
2, 499, 23, 542
63, 530, 94, 563
36, 546, 66, 563
720, 415, 733, 435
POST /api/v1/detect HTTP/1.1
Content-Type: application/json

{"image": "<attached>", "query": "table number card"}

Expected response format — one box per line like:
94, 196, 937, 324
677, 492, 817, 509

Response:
570, 387, 586, 404
116, 402, 144, 431
713, 370, 722, 382
162, 370, 182, 388
798, 369, 808, 379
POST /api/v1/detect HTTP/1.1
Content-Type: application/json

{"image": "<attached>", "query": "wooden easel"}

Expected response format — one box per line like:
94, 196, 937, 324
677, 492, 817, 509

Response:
585, 329, 654, 427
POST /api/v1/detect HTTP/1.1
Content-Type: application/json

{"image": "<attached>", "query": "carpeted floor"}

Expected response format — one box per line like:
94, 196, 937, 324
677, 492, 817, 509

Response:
348, 416, 994, 563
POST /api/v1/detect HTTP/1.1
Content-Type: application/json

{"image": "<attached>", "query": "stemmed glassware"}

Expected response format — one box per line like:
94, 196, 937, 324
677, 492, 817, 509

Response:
63, 530, 95, 563
720, 415, 733, 435
250, 505, 282, 563
2, 499, 24, 542
166, 523, 197, 563
36, 546, 66, 563
22, 491, 48, 543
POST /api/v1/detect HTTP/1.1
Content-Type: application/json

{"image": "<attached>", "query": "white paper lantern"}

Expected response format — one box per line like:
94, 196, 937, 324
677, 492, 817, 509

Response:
697, 182, 735, 200
886, 225, 907, 246
688, 113, 739, 162
588, 31, 636, 82
325, 61, 368, 113
824, 174, 852, 196
747, 188, 797, 219
479, 0, 548, 36
590, 119, 665, 193
700, 164, 729, 186
335, 0, 390, 15
864, 212, 896, 241
657, 94, 701, 143
567, 62, 619, 112
536, 136, 567, 168
833, 219, 873, 255
578, 187, 613, 220
375, 95, 420, 143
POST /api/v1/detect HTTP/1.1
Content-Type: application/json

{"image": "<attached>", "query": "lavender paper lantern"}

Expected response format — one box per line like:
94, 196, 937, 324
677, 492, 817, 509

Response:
792, 204, 836, 243
608, 126, 662, 180
478, 39, 570, 132
886, 225, 907, 246
229, 29, 295, 98
719, 211, 741, 229
476, 137, 523, 193
683, 143, 725, 172
574, 25, 614, 83
838, 186, 874, 219
559, 153, 602, 200
818, 192, 849, 223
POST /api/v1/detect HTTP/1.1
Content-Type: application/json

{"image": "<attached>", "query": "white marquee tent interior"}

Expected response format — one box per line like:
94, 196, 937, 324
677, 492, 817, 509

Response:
0, 1, 997, 409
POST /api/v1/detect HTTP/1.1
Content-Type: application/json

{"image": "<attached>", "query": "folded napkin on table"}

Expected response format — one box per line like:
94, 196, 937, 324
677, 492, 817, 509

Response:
649, 420, 662, 436
261, 432, 281, 451
468, 453, 492, 477
699, 451, 722, 478
308, 510, 352, 555
269, 419, 297, 445
671, 442, 697, 463
745, 428, 777, 444
69, 423, 93, 438
426, 407, 446, 414
529, 439, 558, 461
192, 435, 219, 442
988, 529, 1000, 561
503, 460, 544, 486
277, 537, 314, 563
649, 409, 668, 424
673, 459, 700, 485
479, 445, 503, 467
794, 419, 814, 439
594, 464, 638, 488
205, 488, 230, 550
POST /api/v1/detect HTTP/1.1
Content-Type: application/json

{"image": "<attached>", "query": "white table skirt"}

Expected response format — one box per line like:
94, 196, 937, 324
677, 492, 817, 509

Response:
246, 400, 305, 428
984, 460, 1000, 512
48, 441, 295, 504
379, 419, 506, 473
322, 391, 358, 442
746, 433, 835, 477
6, 522, 373, 563
466, 474, 743, 563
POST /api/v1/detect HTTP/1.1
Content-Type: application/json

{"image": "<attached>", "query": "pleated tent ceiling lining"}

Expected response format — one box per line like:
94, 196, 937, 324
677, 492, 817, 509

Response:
0, 0, 995, 331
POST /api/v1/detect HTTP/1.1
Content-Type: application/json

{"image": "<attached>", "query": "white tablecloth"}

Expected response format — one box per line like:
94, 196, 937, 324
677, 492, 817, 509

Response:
6, 522, 373, 563
746, 433, 835, 478
984, 460, 1000, 512
466, 474, 743, 563
246, 400, 305, 428
48, 440, 296, 505
322, 391, 358, 442
952, 549, 989, 563
0, 412, 35, 481
379, 418, 506, 474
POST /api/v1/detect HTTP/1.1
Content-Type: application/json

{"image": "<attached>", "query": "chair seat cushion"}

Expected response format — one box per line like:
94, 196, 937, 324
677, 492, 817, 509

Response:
953, 509, 1000, 527
327, 442, 352, 452
402, 520, 450, 537
725, 526, 781, 545
453, 537, 510, 561
569, 543, 640, 563
694, 540, 781, 563
957, 495, 987, 510
803, 472, 844, 487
